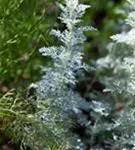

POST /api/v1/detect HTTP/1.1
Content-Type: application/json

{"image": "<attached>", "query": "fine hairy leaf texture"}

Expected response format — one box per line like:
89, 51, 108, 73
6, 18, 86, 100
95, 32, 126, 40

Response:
36, 0, 95, 149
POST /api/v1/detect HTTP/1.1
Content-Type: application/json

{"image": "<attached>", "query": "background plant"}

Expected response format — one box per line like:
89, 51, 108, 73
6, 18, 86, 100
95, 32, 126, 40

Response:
96, 0, 135, 149
0, 0, 47, 91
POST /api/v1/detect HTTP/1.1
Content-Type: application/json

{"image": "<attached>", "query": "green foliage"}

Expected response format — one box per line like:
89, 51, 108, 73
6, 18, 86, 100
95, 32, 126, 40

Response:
0, 90, 69, 150
0, 0, 46, 89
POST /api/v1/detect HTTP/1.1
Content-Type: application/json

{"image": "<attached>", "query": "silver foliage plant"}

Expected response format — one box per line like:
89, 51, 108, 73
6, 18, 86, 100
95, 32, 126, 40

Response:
35, 0, 116, 149
97, 0, 135, 149
36, 0, 94, 149
97, 0, 135, 96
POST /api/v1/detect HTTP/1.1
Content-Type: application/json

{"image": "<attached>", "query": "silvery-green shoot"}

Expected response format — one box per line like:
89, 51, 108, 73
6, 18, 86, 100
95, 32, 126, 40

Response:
36, 0, 94, 149
97, 0, 135, 149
